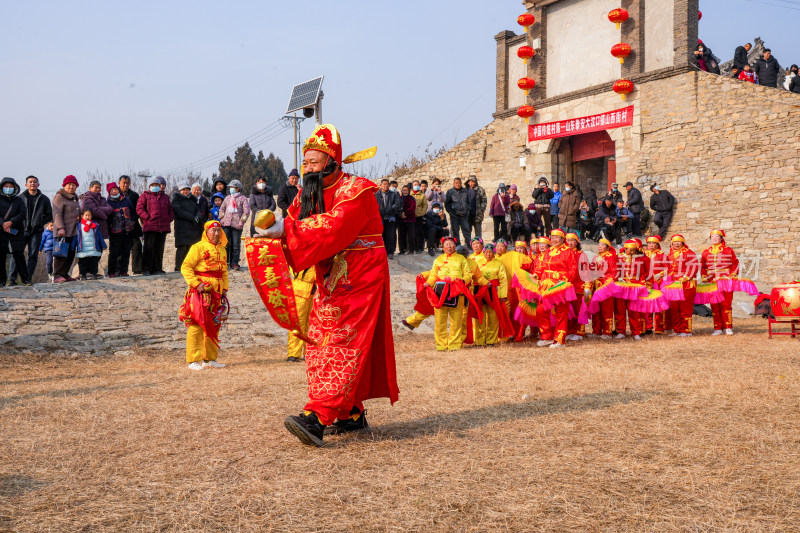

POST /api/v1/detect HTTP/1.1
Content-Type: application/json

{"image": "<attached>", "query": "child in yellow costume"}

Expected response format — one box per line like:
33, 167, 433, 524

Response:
179, 220, 230, 370
426, 236, 472, 351
287, 267, 316, 362
473, 243, 508, 345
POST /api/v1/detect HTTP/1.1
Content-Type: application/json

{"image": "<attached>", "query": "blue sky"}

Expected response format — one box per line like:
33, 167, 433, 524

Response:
1, 0, 796, 192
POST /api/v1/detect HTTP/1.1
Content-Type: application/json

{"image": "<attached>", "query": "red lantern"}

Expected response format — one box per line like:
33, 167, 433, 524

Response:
608, 8, 629, 29
517, 45, 535, 65
517, 13, 535, 33
613, 79, 634, 100
698, 10, 702, 20
611, 43, 632, 64
517, 77, 536, 96
517, 105, 536, 124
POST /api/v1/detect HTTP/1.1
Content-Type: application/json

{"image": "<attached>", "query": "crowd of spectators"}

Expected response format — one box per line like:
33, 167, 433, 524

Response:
375, 174, 678, 258
704, 40, 799, 93
0, 172, 308, 285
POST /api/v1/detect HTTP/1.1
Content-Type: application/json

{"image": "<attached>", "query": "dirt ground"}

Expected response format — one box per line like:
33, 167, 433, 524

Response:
2, 316, 799, 532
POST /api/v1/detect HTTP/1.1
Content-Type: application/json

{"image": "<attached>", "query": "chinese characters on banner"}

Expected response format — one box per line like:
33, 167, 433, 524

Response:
528, 105, 634, 142
244, 237, 316, 345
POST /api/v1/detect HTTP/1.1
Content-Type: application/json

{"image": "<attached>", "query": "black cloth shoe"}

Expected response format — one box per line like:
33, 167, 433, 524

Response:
326, 409, 369, 436
401, 319, 414, 330
284, 412, 325, 447
286, 356, 303, 363
428, 249, 436, 256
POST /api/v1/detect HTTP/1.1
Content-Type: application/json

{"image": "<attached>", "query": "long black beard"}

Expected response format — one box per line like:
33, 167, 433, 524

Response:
298, 160, 338, 220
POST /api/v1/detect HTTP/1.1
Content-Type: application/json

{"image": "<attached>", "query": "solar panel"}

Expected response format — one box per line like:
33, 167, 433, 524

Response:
286, 76, 324, 114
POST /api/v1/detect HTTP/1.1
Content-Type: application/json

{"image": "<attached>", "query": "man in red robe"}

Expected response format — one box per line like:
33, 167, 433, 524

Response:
701, 229, 739, 335
259, 124, 399, 446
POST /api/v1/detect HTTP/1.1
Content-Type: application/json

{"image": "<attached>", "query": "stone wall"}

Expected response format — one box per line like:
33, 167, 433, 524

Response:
400, 70, 800, 284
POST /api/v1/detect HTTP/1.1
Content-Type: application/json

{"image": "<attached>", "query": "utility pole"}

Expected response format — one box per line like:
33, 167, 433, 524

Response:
281, 114, 307, 170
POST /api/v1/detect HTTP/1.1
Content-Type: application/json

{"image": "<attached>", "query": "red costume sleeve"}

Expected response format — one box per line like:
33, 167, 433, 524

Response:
283, 188, 373, 272
701, 249, 710, 280
604, 253, 618, 280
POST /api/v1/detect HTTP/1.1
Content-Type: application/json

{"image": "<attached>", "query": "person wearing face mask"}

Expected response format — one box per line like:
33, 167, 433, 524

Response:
607, 182, 623, 204
218, 179, 250, 271
649, 183, 676, 240
106, 182, 136, 277
0, 177, 31, 286
524, 201, 543, 238
557, 181, 581, 236
172, 179, 203, 271
411, 180, 428, 253
136, 176, 175, 276
248, 177, 276, 237
423, 201, 448, 255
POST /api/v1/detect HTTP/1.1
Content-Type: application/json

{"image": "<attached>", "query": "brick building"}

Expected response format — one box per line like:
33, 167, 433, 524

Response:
403, 0, 800, 283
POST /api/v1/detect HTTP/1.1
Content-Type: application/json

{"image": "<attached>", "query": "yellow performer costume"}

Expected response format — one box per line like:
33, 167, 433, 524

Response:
179, 221, 229, 365
474, 257, 508, 345
404, 270, 432, 328
459, 253, 487, 345
287, 267, 317, 361
427, 250, 472, 351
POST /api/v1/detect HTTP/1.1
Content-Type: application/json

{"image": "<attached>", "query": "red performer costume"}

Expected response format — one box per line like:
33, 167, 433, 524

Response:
666, 234, 699, 336
644, 235, 671, 334
591, 238, 618, 337
614, 239, 651, 338
534, 229, 578, 347
701, 229, 739, 334
565, 232, 589, 340
268, 124, 399, 447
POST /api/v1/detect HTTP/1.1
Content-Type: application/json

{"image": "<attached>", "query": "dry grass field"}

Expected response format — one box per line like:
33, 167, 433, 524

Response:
2, 316, 799, 532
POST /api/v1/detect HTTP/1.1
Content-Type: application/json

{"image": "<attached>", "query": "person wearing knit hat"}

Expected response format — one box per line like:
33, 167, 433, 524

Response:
613, 239, 650, 340
701, 229, 739, 335
106, 181, 137, 277
564, 232, 588, 341
136, 173, 175, 275
589, 237, 618, 339
171, 177, 202, 271
51, 176, 81, 282
534, 227, 577, 348
644, 235, 671, 334
277, 169, 300, 218
666, 234, 699, 336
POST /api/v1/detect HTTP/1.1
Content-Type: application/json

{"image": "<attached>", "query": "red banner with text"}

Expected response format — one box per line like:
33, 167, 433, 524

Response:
528, 105, 634, 142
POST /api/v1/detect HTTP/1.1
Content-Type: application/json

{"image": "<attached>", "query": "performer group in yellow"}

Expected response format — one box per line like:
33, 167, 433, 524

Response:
405, 227, 756, 350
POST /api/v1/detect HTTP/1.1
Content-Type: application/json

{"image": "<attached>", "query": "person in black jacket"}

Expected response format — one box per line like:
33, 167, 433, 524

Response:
9, 175, 52, 284
733, 43, 751, 71
532, 177, 555, 234
445, 178, 471, 245
277, 169, 300, 218
424, 202, 449, 255
212, 178, 228, 198
649, 184, 676, 240
375, 179, 402, 257
171, 180, 202, 271
754, 49, 781, 88
190, 182, 210, 223
0, 177, 31, 285
594, 197, 621, 244
624, 181, 644, 236
789, 65, 800, 94
118, 175, 143, 275
248, 178, 277, 236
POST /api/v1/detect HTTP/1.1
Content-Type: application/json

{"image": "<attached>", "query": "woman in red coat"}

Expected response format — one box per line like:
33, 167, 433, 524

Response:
136, 176, 174, 275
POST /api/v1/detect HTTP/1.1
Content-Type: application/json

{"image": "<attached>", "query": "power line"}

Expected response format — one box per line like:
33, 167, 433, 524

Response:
158, 119, 285, 175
